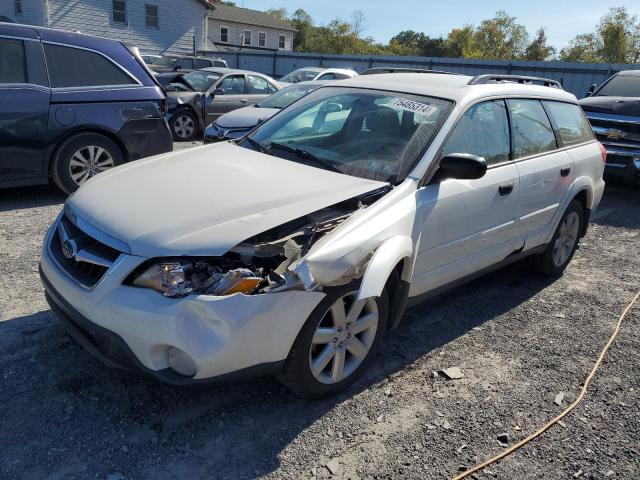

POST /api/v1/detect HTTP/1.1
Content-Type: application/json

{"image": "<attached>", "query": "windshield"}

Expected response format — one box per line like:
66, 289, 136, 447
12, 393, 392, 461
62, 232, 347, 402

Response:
242, 87, 453, 183
281, 69, 322, 84
180, 71, 222, 92
256, 84, 320, 109
154, 55, 178, 67
596, 75, 640, 97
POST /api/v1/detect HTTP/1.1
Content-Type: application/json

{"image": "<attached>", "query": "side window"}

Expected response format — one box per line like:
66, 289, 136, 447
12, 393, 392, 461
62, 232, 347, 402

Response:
442, 100, 510, 165
0, 39, 27, 84
334, 73, 352, 80
217, 75, 246, 94
176, 58, 193, 70
247, 75, 270, 94
318, 73, 335, 80
43, 44, 136, 88
266, 81, 278, 94
543, 101, 594, 146
112, 0, 127, 24
507, 99, 557, 159
194, 58, 210, 69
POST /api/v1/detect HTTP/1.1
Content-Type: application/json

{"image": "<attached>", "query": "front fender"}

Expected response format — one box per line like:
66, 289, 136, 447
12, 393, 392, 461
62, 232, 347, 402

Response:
356, 235, 413, 301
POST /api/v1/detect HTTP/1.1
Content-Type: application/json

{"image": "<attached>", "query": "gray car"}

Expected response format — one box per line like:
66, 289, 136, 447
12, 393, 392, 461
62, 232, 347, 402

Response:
204, 81, 327, 143
165, 68, 281, 141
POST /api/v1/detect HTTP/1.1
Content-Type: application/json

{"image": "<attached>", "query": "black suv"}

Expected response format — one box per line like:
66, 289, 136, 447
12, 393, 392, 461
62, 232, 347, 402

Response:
0, 23, 173, 193
580, 70, 640, 186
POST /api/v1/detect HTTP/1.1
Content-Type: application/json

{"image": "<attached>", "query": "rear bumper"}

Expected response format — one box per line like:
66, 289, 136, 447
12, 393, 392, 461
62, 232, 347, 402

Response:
120, 117, 173, 161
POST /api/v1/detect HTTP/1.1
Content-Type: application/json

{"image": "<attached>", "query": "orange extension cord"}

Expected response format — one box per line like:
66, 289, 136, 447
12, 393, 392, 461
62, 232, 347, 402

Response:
452, 290, 640, 480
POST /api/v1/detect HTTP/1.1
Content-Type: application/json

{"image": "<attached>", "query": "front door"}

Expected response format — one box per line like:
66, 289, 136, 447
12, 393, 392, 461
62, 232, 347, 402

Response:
411, 100, 520, 295
0, 37, 50, 184
206, 74, 248, 123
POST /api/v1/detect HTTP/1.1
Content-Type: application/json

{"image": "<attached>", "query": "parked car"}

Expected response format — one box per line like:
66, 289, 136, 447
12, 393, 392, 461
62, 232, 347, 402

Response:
579, 70, 640, 185
0, 22, 173, 193
204, 81, 327, 143
41, 72, 605, 398
165, 68, 281, 141
279, 67, 358, 84
140, 53, 162, 65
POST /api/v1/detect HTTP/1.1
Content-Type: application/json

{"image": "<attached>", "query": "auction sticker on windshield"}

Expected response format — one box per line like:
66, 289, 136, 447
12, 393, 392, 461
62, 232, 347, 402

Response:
387, 97, 439, 116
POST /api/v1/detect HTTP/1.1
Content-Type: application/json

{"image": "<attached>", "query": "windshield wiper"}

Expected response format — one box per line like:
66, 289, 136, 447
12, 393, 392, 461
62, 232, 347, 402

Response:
244, 136, 270, 154
268, 142, 342, 173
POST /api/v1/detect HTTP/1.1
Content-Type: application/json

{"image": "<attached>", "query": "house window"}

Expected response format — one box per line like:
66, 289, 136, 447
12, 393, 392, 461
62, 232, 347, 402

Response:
278, 34, 286, 49
220, 26, 228, 43
258, 32, 266, 48
243, 29, 252, 46
145, 4, 159, 28
112, 0, 127, 24
15, 0, 22, 15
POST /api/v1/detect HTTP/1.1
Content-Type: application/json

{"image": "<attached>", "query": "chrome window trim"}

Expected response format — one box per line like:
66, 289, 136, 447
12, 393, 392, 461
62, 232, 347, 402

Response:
42, 40, 142, 87
0, 34, 39, 42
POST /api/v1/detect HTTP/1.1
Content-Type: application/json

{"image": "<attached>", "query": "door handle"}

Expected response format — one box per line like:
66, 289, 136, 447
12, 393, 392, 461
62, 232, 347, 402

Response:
498, 182, 514, 196
560, 167, 571, 177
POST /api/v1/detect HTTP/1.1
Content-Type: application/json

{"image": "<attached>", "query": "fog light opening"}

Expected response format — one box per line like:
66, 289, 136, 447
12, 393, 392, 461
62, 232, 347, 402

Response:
167, 347, 197, 377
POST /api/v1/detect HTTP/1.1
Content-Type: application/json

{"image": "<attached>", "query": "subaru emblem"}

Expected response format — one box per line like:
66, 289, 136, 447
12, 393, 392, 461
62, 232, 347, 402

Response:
62, 238, 78, 259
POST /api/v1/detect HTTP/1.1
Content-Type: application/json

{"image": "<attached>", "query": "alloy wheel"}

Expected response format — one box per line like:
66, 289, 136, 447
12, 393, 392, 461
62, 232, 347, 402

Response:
309, 292, 379, 384
174, 115, 195, 139
68, 146, 115, 186
553, 211, 580, 267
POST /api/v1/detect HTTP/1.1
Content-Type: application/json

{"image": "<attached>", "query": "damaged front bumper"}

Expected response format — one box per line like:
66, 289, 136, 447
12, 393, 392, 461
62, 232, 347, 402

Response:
40, 224, 326, 384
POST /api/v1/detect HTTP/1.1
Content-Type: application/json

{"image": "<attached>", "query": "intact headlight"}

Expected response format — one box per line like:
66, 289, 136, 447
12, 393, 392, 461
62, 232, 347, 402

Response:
131, 260, 263, 298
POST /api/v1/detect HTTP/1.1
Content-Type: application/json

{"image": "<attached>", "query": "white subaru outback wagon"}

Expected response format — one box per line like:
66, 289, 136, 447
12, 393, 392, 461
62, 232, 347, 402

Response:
40, 72, 605, 398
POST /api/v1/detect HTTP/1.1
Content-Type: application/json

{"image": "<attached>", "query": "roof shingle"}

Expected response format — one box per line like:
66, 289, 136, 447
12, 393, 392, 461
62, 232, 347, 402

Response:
207, 3, 295, 31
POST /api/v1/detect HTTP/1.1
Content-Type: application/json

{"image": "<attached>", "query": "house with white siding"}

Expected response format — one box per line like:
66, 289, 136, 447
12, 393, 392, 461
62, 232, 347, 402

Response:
0, 0, 294, 55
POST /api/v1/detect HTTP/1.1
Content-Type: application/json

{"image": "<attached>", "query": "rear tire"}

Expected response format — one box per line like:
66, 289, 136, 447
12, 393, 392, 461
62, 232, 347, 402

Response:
529, 200, 584, 276
169, 110, 199, 142
279, 281, 389, 399
52, 133, 124, 195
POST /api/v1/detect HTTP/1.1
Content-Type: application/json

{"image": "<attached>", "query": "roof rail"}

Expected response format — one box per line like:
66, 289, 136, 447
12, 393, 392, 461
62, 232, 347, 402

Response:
361, 67, 462, 76
468, 74, 563, 89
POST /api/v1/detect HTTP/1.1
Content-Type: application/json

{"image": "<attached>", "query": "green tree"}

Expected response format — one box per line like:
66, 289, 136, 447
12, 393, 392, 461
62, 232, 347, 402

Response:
472, 11, 529, 60
266, 8, 288, 21
525, 28, 556, 60
445, 26, 477, 57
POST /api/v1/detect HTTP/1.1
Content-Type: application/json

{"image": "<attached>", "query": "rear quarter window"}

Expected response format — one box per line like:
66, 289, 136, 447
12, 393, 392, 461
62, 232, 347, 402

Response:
543, 101, 594, 146
44, 43, 136, 88
0, 38, 27, 83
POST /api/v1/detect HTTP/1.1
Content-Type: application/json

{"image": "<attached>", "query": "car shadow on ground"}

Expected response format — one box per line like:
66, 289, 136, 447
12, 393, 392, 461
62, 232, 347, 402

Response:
1, 261, 556, 479
0, 184, 65, 213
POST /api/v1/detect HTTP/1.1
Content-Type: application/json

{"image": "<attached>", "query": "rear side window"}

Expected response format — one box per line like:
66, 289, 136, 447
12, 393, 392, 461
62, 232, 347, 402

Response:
176, 58, 193, 70
442, 100, 510, 165
0, 39, 27, 83
543, 101, 594, 146
507, 99, 557, 159
44, 44, 136, 88
194, 59, 210, 69
218, 74, 246, 94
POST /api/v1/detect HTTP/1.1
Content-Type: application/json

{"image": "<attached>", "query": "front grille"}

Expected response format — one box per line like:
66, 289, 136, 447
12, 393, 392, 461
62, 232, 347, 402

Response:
50, 214, 122, 287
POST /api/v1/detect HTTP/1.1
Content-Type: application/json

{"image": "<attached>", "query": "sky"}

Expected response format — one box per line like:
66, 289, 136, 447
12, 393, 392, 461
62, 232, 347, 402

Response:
239, 1, 640, 49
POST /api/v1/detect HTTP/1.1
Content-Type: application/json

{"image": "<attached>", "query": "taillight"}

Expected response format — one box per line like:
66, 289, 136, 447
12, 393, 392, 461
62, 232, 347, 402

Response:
598, 142, 607, 163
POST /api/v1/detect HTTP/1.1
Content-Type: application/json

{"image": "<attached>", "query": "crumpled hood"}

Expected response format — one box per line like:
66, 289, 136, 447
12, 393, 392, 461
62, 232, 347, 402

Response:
67, 143, 387, 258
216, 106, 279, 129
579, 96, 640, 117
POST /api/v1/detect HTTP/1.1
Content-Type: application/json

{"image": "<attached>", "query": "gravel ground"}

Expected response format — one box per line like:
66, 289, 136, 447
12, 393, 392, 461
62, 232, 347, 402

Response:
0, 155, 639, 479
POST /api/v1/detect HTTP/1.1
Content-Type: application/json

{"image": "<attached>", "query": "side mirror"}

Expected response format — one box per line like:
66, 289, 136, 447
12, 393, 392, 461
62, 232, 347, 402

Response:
586, 84, 597, 97
325, 102, 343, 113
211, 88, 225, 97
438, 153, 487, 180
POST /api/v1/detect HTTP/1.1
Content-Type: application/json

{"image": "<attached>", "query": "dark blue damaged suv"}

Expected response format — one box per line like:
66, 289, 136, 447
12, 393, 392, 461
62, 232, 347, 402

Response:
0, 23, 173, 194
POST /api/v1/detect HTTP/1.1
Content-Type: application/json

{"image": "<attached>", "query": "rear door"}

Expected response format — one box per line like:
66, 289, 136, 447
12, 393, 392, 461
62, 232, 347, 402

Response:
206, 74, 247, 122
411, 100, 520, 294
508, 99, 574, 249
246, 74, 278, 104
0, 35, 50, 184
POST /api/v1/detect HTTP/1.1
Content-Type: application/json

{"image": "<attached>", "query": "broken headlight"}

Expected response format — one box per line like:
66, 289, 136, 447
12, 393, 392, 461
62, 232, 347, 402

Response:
131, 260, 263, 298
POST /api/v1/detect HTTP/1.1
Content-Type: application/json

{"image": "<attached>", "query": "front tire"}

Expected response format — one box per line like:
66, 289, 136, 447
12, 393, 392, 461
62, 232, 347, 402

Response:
52, 133, 124, 195
279, 281, 389, 399
169, 110, 198, 141
529, 200, 584, 276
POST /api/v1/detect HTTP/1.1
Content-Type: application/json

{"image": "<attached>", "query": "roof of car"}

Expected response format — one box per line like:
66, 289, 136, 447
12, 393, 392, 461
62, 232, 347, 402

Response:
199, 67, 270, 76
614, 70, 640, 76
332, 72, 577, 103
